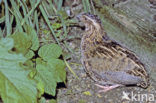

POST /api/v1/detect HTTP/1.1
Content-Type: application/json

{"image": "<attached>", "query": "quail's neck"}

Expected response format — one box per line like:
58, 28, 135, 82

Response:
81, 25, 104, 53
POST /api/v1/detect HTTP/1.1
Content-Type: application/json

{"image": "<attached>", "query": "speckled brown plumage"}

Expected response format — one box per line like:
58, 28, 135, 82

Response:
77, 13, 149, 92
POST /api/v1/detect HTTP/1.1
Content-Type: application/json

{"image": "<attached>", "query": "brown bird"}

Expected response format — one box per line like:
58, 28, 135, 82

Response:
77, 13, 149, 92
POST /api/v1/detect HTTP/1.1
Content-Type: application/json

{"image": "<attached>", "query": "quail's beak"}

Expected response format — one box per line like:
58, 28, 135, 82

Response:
76, 13, 85, 30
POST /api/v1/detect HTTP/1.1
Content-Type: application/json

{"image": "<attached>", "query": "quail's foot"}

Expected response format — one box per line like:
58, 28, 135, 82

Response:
95, 84, 121, 93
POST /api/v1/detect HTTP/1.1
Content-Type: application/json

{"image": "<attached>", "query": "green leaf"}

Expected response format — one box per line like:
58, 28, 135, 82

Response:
23, 60, 34, 70
10, 32, 32, 54
83, 91, 92, 96
0, 38, 14, 51
25, 50, 35, 59
37, 81, 44, 97
38, 43, 62, 61
4, 0, 11, 36
47, 58, 66, 83
29, 69, 37, 79
25, 25, 39, 51
55, 30, 62, 38
49, 99, 57, 103
39, 97, 56, 103
58, 10, 68, 20
35, 62, 57, 95
51, 23, 62, 30
39, 97, 46, 103
35, 58, 66, 96
0, 38, 37, 103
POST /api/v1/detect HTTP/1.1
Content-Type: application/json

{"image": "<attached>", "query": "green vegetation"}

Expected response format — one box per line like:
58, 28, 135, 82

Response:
0, 0, 89, 102
0, 25, 66, 103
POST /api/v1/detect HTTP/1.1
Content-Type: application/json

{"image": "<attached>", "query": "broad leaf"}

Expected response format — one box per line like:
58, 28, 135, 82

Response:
0, 38, 37, 103
49, 99, 57, 103
38, 43, 62, 61
10, 32, 32, 55
39, 97, 46, 103
0, 38, 14, 51
25, 25, 39, 51
47, 58, 66, 83
35, 58, 66, 96
25, 50, 35, 59
35, 61, 56, 95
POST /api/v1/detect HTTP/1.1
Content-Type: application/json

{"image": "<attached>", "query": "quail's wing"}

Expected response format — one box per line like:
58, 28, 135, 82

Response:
83, 41, 148, 85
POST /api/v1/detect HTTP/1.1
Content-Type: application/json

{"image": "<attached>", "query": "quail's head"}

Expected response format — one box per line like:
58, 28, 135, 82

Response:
77, 13, 102, 31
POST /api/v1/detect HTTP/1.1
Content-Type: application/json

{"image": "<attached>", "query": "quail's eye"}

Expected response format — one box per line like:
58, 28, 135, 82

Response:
84, 17, 87, 20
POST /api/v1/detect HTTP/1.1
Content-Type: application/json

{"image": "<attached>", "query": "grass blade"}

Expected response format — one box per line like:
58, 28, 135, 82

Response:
21, 0, 41, 26
34, 11, 39, 34
86, 0, 91, 13
0, 28, 3, 38
47, 0, 57, 14
59, 14, 67, 37
4, 0, 11, 36
91, 0, 96, 14
64, 60, 79, 80
10, 0, 23, 32
39, 3, 60, 45
0, 16, 5, 23
57, 0, 63, 11
18, 0, 29, 25
10, 0, 22, 20
82, 0, 87, 12
82, 0, 91, 13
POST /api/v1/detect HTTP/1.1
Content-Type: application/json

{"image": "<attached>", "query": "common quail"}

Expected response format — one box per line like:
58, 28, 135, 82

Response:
77, 13, 149, 92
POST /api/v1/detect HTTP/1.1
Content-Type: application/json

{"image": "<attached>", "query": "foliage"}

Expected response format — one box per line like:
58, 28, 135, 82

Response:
0, 38, 37, 103
0, 0, 92, 102
0, 25, 66, 103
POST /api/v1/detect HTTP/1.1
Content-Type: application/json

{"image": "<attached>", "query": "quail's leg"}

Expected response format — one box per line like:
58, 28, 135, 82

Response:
95, 84, 121, 93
